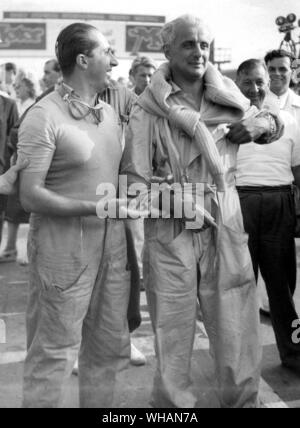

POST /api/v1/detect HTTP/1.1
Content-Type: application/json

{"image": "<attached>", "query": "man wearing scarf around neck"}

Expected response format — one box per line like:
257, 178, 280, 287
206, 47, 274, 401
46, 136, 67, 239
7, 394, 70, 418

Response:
121, 14, 283, 408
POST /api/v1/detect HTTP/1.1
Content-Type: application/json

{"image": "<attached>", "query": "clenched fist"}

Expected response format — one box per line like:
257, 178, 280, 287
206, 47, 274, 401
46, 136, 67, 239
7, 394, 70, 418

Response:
227, 116, 269, 144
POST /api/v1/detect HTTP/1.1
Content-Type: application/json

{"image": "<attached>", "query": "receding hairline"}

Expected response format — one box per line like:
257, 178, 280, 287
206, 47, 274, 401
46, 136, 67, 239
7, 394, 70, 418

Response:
86, 28, 110, 52
161, 15, 213, 47
237, 59, 268, 78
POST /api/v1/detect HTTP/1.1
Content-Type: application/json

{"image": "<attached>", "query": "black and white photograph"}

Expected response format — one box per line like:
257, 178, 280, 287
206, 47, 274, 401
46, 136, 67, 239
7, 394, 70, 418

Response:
0, 0, 300, 410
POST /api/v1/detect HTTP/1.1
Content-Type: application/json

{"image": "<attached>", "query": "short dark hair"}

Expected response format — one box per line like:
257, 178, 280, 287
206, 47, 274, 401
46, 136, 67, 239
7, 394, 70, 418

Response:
5, 62, 17, 74
129, 56, 157, 77
237, 59, 267, 77
264, 49, 295, 66
55, 22, 99, 76
45, 58, 61, 73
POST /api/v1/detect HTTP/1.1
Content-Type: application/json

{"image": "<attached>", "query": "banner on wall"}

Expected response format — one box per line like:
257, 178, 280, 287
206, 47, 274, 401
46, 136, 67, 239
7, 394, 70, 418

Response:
125, 25, 163, 54
3, 11, 165, 23
1, 12, 165, 59
0, 22, 46, 50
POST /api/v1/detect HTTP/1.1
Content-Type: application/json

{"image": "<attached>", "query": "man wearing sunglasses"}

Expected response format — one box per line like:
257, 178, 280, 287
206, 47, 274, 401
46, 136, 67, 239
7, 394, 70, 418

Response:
18, 23, 131, 408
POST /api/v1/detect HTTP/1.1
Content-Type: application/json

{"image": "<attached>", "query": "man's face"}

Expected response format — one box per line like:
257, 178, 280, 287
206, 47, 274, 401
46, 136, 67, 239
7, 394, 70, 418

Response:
43, 61, 60, 89
166, 22, 211, 82
236, 65, 269, 109
132, 65, 155, 95
86, 30, 118, 92
267, 56, 292, 96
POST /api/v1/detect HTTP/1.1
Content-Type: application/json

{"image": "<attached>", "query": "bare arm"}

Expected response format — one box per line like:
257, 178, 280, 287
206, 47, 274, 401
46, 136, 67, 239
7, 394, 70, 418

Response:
20, 169, 97, 216
227, 110, 284, 145
227, 116, 269, 144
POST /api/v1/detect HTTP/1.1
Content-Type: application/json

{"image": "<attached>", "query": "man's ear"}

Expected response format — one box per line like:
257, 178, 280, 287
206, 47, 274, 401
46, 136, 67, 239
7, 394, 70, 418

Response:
76, 54, 89, 70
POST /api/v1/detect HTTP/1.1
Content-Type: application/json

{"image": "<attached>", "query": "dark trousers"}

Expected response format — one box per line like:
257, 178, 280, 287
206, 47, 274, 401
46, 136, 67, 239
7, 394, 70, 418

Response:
0, 195, 7, 246
0, 211, 3, 245
238, 185, 300, 364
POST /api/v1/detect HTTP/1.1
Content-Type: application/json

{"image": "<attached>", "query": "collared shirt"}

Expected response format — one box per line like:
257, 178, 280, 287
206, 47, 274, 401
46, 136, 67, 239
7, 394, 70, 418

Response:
121, 78, 248, 193
267, 90, 289, 109
266, 88, 300, 122
165, 81, 207, 178
100, 80, 137, 150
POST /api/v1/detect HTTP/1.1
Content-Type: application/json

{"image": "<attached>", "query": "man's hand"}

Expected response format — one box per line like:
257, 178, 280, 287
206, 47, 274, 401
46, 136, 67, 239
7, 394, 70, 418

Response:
151, 175, 217, 230
227, 116, 269, 144
0, 156, 30, 195
184, 197, 217, 231
151, 174, 174, 185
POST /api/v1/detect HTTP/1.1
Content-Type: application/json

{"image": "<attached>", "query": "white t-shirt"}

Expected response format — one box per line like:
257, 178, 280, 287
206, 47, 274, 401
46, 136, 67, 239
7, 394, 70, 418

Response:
265, 90, 289, 110
236, 109, 300, 186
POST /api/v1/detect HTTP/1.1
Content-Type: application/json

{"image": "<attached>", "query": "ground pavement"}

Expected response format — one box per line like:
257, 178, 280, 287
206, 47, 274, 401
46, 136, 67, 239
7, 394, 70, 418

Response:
0, 224, 300, 408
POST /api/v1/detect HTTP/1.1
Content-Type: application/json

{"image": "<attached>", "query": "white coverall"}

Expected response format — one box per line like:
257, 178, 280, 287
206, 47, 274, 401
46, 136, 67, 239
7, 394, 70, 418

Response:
19, 87, 131, 408
121, 65, 263, 408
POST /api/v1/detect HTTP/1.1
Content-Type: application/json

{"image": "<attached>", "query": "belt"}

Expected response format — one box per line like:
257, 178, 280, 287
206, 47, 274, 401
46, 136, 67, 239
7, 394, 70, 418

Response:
236, 185, 292, 193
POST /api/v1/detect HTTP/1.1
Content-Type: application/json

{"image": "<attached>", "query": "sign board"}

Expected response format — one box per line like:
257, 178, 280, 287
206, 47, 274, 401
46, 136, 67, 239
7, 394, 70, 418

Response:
3, 11, 165, 23
1, 12, 166, 59
126, 25, 163, 54
0, 22, 46, 50
46, 20, 128, 59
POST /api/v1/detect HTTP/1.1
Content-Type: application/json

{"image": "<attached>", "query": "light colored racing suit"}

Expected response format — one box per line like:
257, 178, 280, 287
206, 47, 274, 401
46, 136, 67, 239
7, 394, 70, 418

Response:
19, 87, 131, 408
121, 70, 265, 408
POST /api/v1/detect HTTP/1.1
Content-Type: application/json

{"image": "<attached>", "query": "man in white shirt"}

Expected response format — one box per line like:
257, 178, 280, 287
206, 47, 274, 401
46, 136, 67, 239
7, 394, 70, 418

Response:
236, 58, 300, 374
262, 51, 300, 308
265, 49, 300, 123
